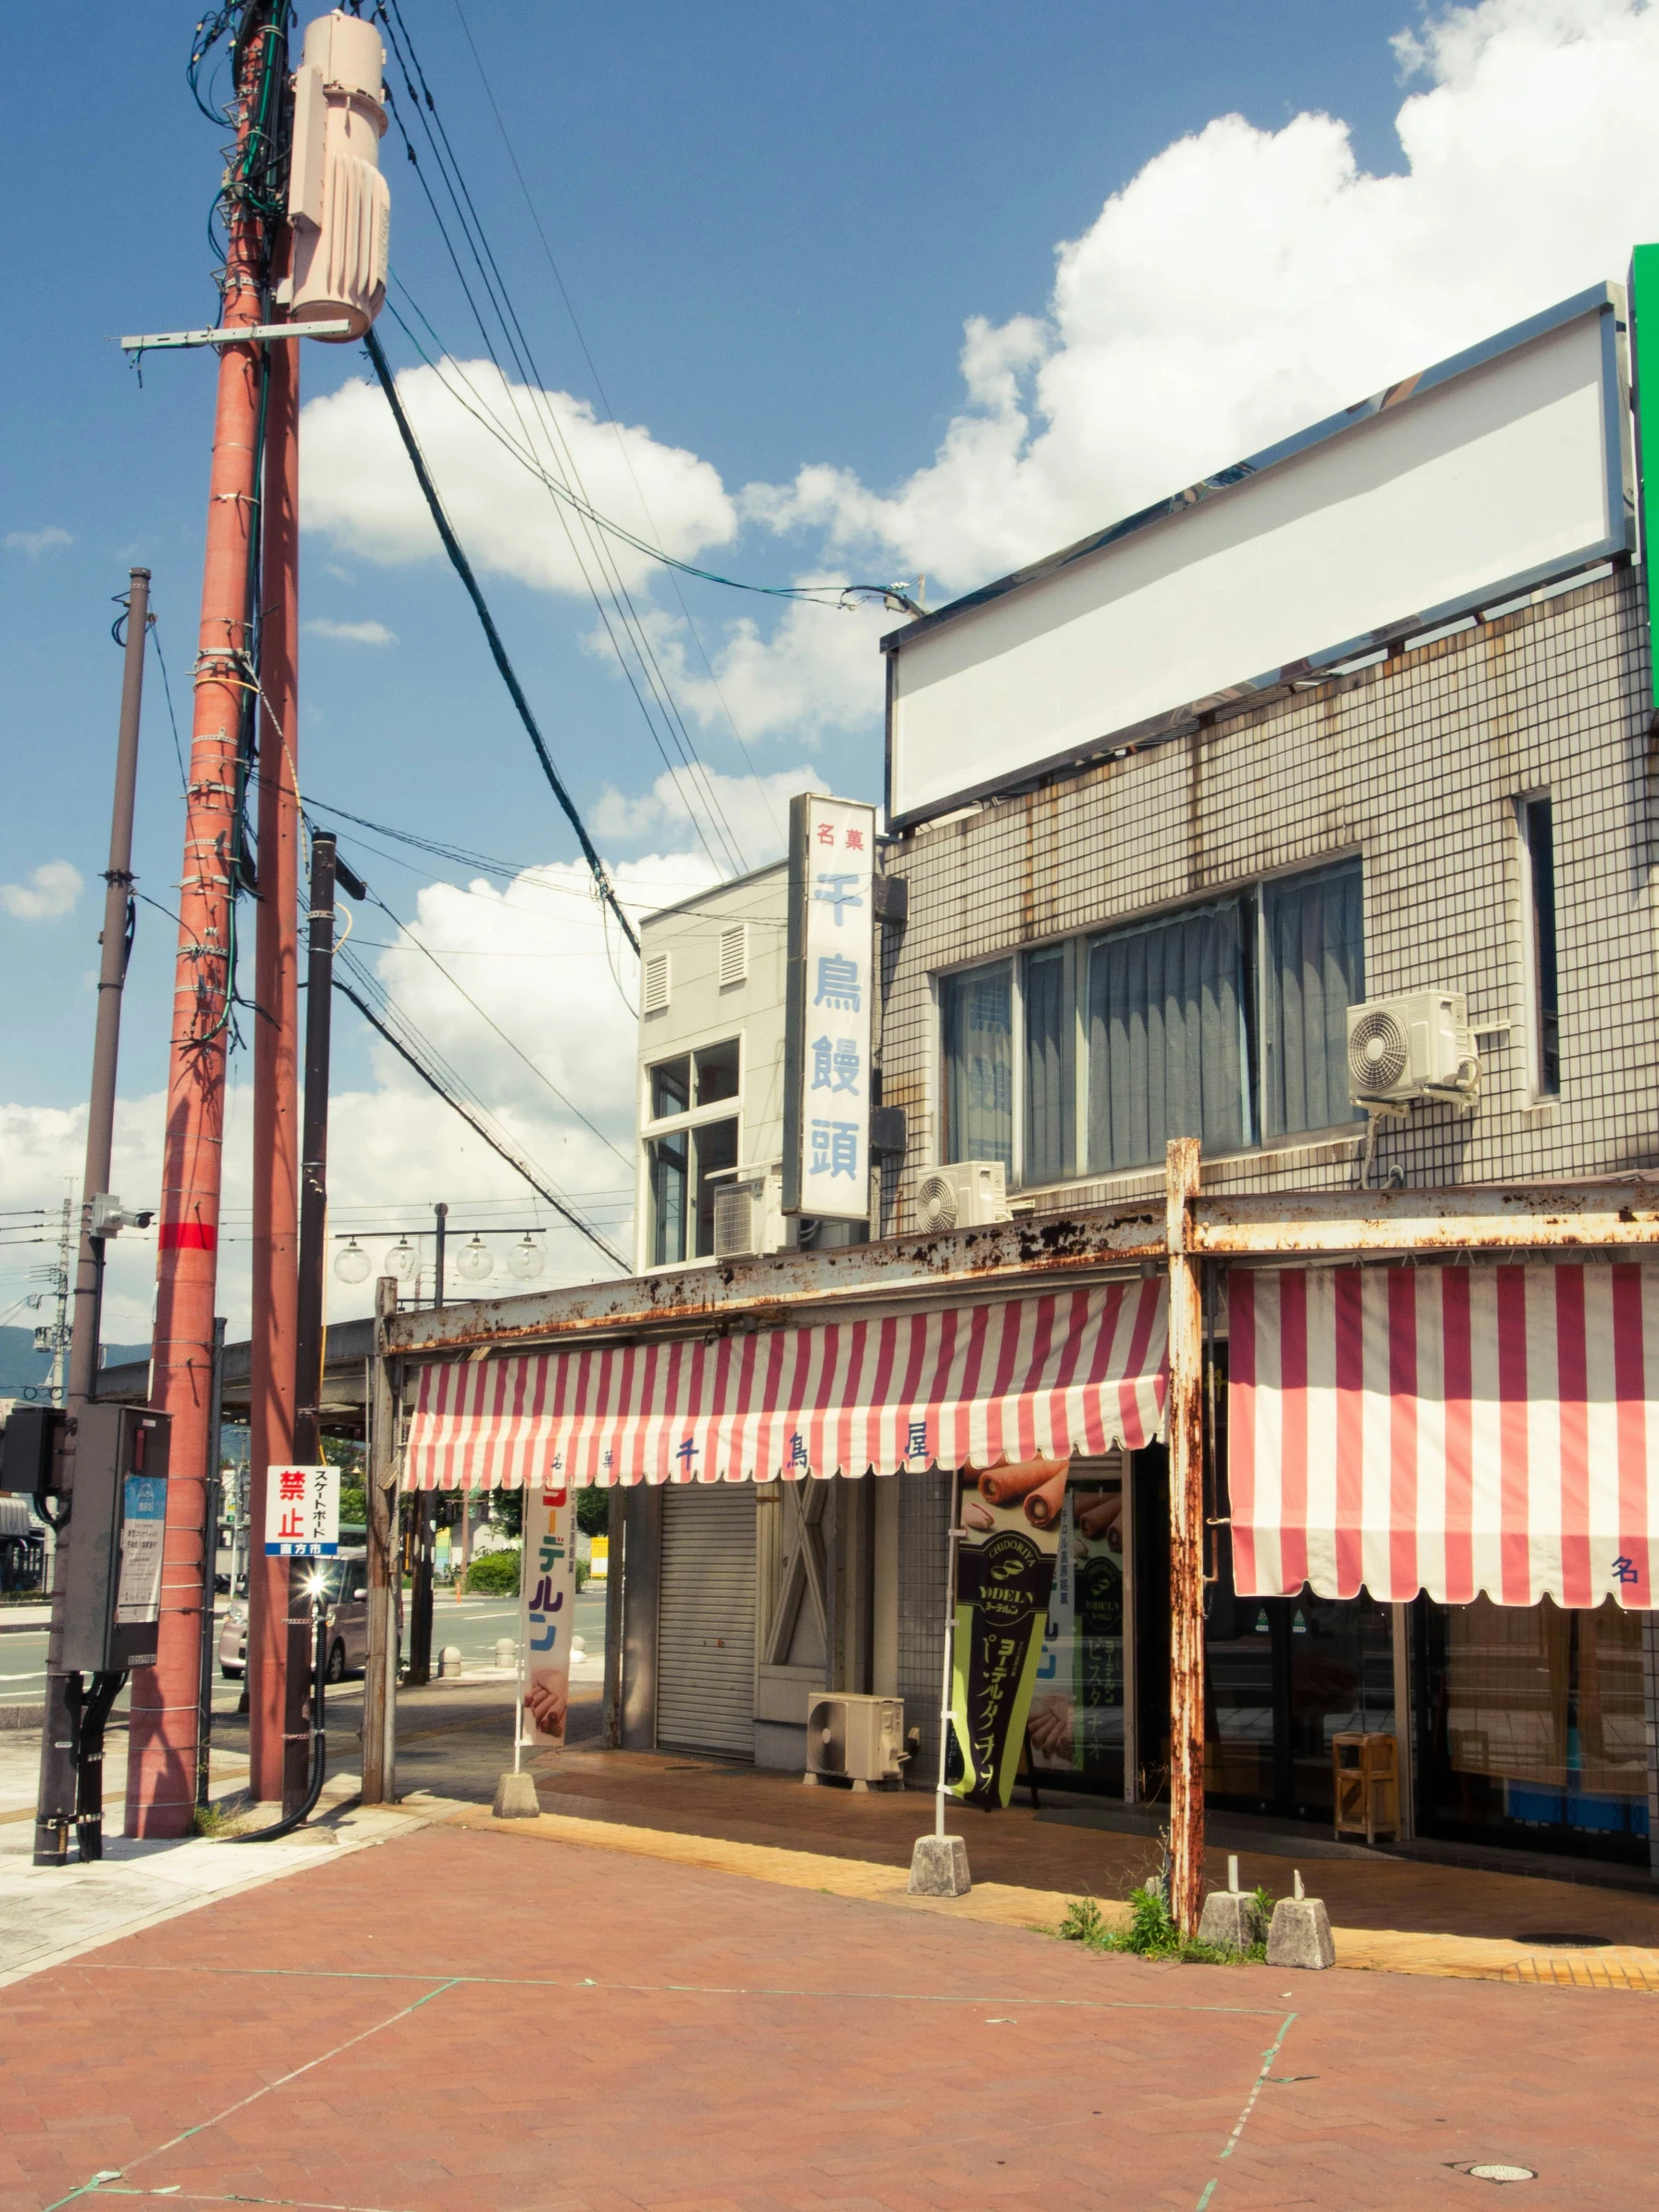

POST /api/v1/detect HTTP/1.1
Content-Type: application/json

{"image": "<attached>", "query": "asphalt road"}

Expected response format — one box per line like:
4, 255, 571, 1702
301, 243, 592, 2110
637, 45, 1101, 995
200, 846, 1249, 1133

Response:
0, 1586, 608, 1715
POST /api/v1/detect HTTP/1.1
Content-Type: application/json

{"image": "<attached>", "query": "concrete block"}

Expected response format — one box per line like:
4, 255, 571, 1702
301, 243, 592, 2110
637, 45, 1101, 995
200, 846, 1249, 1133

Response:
492, 1770, 540, 1820
438, 1646, 462, 1679
1198, 1890, 1265, 1952
493, 1638, 516, 1668
1267, 1895, 1336, 1969
907, 1834, 971, 1897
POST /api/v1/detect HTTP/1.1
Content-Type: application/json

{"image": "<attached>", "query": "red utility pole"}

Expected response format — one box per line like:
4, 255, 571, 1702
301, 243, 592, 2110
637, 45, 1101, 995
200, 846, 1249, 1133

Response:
248, 277, 302, 1810
127, 19, 284, 1839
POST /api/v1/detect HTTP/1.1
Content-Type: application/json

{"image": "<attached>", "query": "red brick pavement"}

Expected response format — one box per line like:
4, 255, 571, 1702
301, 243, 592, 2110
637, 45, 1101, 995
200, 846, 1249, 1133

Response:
2, 1821, 1655, 2212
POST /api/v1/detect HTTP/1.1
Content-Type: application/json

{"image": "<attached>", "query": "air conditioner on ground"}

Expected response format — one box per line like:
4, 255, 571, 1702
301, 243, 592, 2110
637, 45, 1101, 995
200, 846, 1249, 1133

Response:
805, 1693, 906, 1789
914, 1160, 1012, 1233
1347, 990, 1479, 1109
712, 1167, 785, 1258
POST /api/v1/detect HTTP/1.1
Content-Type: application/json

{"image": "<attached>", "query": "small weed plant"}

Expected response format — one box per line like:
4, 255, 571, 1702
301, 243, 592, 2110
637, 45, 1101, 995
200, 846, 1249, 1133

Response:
1058, 1881, 1270, 1965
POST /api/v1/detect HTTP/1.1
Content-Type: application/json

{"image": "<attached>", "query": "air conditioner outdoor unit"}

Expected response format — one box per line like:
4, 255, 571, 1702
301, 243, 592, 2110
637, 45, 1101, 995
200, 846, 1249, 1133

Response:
712, 1167, 785, 1259
914, 1160, 1012, 1233
1347, 990, 1479, 1108
805, 1692, 905, 1788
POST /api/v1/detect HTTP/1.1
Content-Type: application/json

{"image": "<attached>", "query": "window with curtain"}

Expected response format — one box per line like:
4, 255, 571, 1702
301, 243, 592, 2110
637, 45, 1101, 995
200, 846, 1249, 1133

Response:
1262, 857, 1365, 1138
1023, 946, 1074, 1185
942, 961, 1013, 1170
1086, 900, 1251, 1173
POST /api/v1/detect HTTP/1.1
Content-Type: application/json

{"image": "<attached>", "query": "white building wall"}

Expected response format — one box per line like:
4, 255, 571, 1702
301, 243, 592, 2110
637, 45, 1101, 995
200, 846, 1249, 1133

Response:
635, 862, 789, 1272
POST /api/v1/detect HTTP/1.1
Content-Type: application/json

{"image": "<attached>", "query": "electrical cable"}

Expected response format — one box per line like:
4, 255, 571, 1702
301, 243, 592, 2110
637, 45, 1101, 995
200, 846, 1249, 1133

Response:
369, 2, 752, 876
359, 325, 640, 957
333, 965, 628, 1271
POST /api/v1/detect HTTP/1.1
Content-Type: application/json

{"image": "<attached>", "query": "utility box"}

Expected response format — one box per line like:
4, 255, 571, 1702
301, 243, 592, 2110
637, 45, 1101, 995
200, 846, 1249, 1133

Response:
61, 1405, 171, 1675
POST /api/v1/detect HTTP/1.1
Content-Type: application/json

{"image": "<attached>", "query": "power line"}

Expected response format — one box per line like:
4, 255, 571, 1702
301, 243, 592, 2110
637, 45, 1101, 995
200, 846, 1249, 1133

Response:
370, 0, 752, 877
334, 958, 629, 1273
360, 323, 640, 957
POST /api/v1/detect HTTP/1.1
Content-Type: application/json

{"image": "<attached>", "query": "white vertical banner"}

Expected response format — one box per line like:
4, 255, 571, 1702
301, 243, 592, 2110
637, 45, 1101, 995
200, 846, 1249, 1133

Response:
520, 1477, 579, 1746
784, 791, 877, 1220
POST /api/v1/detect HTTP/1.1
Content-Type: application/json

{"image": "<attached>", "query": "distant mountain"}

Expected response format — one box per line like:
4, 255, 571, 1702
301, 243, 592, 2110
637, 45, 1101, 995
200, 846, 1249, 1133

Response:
0, 1326, 150, 1397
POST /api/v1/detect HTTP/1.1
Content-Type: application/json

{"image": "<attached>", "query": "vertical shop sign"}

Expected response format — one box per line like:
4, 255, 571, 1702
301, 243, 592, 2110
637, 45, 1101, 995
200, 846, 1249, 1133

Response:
783, 790, 877, 1220
521, 1473, 579, 1746
947, 1459, 1068, 1808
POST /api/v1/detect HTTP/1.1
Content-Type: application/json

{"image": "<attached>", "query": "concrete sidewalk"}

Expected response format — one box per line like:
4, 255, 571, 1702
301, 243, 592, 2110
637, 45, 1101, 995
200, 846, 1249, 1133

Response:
2, 1813, 1656, 2212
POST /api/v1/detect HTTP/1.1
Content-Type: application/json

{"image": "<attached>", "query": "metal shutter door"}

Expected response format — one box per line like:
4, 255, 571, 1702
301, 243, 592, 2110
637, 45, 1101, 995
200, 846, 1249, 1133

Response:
657, 1484, 757, 1759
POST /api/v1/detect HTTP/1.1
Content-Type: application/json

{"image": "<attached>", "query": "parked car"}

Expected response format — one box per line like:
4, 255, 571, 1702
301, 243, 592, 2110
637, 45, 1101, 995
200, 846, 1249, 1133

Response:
219, 1549, 370, 1682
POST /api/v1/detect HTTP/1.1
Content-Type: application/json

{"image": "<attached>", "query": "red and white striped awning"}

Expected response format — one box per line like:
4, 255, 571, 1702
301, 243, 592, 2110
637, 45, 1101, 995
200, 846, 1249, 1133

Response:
404, 1281, 1168, 1490
1230, 1265, 1659, 1608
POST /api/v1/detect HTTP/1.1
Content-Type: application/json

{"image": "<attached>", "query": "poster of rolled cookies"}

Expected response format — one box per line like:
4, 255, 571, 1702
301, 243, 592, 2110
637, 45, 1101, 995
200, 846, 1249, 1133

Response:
1029, 1458, 1126, 1778
520, 1475, 579, 1747
948, 1458, 1066, 1809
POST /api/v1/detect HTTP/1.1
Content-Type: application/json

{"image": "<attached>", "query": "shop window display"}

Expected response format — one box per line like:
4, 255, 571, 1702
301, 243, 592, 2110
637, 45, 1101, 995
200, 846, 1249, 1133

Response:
1029, 1458, 1127, 1795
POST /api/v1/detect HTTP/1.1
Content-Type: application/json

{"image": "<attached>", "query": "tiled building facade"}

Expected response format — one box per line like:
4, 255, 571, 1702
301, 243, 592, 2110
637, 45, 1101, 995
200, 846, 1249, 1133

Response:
876, 565, 1657, 1227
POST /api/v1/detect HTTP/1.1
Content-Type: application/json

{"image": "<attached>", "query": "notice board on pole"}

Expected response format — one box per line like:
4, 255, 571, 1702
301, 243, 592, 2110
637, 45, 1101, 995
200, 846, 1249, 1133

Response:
783, 790, 877, 1220
265, 1463, 339, 1556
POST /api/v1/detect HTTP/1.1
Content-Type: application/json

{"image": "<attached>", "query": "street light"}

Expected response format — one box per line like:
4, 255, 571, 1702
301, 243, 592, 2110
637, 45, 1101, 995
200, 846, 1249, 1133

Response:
454, 1234, 493, 1284
334, 1238, 370, 1284
385, 1235, 418, 1281
507, 1233, 545, 1282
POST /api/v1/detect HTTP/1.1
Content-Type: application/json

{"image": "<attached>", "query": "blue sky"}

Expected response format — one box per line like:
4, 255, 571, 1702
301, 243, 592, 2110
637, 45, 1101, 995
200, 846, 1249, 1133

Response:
6, 0, 1659, 1333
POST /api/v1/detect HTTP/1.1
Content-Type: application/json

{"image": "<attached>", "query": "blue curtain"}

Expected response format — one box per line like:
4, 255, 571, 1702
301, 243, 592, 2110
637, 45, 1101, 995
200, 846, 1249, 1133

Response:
1023, 947, 1073, 1185
1087, 902, 1249, 1172
943, 962, 1013, 1171
1263, 859, 1365, 1137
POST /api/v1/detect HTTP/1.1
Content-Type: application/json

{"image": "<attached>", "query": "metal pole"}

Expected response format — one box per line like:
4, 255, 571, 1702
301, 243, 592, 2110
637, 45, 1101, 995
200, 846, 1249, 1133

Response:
933, 1470, 961, 1842
247, 259, 301, 1807
361, 1276, 399, 1804
433, 1202, 447, 1310
285, 832, 338, 1813
406, 1203, 444, 1685
195, 1316, 227, 1811
602, 1487, 626, 1750
35, 567, 151, 1866
1165, 1138, 1207, 1936
130, 16, 285, 1841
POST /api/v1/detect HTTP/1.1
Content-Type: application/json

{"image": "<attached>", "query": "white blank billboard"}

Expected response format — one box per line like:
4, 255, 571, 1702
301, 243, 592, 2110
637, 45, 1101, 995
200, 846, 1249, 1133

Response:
886, 288, 1629, 827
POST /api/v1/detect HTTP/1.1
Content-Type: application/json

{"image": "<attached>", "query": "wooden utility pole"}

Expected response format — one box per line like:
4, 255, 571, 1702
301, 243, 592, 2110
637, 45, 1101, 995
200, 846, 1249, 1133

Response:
128, 21, 287, 1840
362, 1277, 400, 1804
1165, 1138, 1206, 1935
248, 260, 301, 1808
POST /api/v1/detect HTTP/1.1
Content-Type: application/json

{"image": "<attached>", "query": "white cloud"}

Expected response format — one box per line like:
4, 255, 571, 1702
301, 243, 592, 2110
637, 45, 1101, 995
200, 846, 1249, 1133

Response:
748, 0, 1659, 593
304, 617, 397, 647
6, 526, 72, 561
0, 860, 83, 920
299, 357, 737, 596
592, 765, 818, 866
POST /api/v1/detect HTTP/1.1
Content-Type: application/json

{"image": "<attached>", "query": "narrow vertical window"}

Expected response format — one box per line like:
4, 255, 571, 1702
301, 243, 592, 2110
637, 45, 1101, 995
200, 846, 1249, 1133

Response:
650, 1131, 689, 1264
1023, 946, 1074, 1185
1522, 796, 1560, 1095
941, 961, 1013, 1171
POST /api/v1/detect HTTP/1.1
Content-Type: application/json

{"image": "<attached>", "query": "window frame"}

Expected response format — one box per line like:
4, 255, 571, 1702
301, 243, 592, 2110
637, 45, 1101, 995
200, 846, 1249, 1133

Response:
1516, 792, 1561, 1100
640, 1031, 747, 1270
934, 851, 1365, 1190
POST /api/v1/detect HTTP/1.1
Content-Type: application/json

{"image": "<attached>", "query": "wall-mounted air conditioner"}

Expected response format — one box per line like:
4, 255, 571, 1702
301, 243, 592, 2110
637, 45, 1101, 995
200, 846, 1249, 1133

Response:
805, 1693, 905, 1789
712, 1167, 786, 1258
1347, 990, 1479, 1108
914, 1160, 1012, 1232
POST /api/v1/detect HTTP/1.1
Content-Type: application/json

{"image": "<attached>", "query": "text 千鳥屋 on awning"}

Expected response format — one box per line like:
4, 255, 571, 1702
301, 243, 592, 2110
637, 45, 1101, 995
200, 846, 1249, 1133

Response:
1229, 1264, 1659, 1608
404, 1281, 1168, 1490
